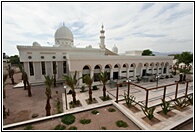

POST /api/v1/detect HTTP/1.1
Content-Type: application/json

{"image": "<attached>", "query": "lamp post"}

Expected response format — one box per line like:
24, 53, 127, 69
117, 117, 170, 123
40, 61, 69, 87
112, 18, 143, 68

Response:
126, 79, 131, 97
156, 75, 159, 88
64, 85, 68, 110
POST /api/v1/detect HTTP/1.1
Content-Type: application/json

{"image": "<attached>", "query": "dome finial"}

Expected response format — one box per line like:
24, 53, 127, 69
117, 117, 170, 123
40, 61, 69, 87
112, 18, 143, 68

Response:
101, 23, 104, 30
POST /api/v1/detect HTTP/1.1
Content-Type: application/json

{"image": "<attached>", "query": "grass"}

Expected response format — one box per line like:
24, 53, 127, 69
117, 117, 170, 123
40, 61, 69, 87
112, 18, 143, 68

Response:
91, 110, 99, 115
61, 114, 75, 125
108, 108, 116, 112
116, 120, 128, 128
100, 127, 107, 130
54, 124, 66, 130
24, 125, 33, 130
80, 119, 91, 124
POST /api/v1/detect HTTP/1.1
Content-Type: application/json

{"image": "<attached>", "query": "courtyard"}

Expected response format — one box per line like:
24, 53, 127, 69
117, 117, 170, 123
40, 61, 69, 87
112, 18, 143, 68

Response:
3, 70, 193, 130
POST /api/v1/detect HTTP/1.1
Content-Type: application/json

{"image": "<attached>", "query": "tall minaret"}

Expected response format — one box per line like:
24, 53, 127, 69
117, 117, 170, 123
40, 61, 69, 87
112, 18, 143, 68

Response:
99, 24, 105, 49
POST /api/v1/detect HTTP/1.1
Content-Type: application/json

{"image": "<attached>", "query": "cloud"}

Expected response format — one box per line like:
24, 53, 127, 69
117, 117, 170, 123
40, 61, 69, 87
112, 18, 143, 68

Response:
2, 2, 193, 56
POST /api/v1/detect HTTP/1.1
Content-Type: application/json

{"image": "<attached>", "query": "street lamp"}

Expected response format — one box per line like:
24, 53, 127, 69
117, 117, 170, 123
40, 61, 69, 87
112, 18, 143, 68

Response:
126, 79, 131, 97
156, 75, 159, 88
64, 85, 68, 110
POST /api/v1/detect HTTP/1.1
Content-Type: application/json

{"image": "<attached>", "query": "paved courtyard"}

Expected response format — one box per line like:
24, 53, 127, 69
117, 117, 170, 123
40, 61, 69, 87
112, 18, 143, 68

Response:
3, 71, 193, 130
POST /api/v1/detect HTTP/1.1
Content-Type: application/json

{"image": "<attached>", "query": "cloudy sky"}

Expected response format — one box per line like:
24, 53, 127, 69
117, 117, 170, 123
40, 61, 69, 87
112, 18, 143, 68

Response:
2, 2, 193, 56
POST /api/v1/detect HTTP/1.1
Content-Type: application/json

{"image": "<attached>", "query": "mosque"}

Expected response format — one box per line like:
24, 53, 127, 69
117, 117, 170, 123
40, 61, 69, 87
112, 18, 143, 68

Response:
17, 24, 173, 86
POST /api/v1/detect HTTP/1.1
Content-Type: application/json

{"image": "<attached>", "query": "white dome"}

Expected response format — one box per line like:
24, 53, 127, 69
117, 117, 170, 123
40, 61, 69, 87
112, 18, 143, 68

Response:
55, 25, 73, 41
32, 41, 41, 47
112, 45, 118, 54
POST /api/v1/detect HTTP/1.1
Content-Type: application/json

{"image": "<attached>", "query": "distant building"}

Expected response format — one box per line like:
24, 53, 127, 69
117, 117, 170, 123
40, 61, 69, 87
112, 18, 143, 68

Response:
17, 23, 173, 85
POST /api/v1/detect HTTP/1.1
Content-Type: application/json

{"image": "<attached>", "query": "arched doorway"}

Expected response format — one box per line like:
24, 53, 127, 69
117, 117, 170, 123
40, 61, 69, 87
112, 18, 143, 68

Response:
82, 65, 91, 83
94, 65, 101, 82
104, 64, 111, 80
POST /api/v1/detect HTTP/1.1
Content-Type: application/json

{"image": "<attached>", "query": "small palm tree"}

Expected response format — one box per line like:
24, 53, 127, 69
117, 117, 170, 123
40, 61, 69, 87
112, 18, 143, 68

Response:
83, 75, 93, 102
98, 71, 108, 98
63, 71, 79, 104
10, 69, 15, 84
44, 75, 54, 116
3, 74, 8, 99
18, 64, 32, 96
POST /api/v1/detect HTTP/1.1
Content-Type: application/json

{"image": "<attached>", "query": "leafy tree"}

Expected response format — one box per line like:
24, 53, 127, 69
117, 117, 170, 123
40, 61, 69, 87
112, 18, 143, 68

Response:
9, 55, 20, 65
44, 75, 54, 116
63, 71, 80, 104
142, 49, 155, 56
177, 52, 193, 66
83, 75, 93, 102
98, 71, 108, 98
178, 67, 191, 81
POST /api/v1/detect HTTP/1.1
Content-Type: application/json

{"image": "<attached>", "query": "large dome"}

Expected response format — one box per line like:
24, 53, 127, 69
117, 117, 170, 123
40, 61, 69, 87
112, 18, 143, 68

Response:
54, 25, 74, 46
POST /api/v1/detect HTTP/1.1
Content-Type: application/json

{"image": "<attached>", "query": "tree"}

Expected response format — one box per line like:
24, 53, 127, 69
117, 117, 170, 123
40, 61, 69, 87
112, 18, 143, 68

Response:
10, 69, 15, 84
83, 75, 93, 102
98, 71, 108, 98
53, 64, 57, 87
3, 74, 8, 99
142, 49, 155, 56
7, 65, 11, 78
177, 52, 193, 66
178, 67, 191, 81
18, 63, 32, 96
63, 71, 80, 104
9, 55, 20, 65
44, 75, 54, 116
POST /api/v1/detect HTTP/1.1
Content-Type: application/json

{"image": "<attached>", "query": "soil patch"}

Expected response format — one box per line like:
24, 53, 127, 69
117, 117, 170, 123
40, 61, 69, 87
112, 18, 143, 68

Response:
173, 106, 190, 112
123, 103, 141, 113
142, 117, 161, 126
85, 98, 98, 105
157, 111, 176, 119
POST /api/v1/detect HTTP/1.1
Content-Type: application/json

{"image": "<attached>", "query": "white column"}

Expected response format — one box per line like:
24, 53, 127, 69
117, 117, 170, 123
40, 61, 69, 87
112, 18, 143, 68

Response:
133, 67, 136, 80
126, 68, 129, 79
110, 69, 113, 79
140, 67, 143, 77
118, 68, 121, 78
162, 67, 164, 74
156, 67, 159, 75
166, 66, 169, 75
90, 70, 94, 78
151, 67, 154, 74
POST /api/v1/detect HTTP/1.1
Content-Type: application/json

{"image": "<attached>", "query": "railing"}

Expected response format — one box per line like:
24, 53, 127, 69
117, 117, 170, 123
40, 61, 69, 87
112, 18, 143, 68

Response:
116, 80, 192, 110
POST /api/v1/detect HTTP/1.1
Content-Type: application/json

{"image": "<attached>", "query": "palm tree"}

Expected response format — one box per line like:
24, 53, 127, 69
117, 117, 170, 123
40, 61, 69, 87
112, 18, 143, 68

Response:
3, 74, 8, 99
53, 64, 57, 87
83, 75, 93, 102
63, 71, 79, 104
98, 71, 108, 98
10, 69, 15, 84
18, 64, 32, 96
44, 75, 54, 116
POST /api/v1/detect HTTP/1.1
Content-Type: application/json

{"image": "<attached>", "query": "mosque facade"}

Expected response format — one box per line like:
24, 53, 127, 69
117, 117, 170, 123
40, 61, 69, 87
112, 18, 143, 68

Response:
17, 24, 173, 86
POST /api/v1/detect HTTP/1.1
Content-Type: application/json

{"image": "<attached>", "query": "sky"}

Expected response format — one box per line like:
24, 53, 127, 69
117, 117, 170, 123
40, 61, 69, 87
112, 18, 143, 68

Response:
2, 2, 194, 56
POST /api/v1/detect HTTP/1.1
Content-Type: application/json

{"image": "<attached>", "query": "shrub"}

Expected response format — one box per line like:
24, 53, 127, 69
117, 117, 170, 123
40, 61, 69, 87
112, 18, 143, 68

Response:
24, 125, 33, 130
67, 90, 72, 94
91, 110, 99, 115
121, 92, 138, 107
100, 94, 111, 101
68, 126, 77, 130
80, 86, 85, 92
101, 127, 106, 130
161, 99, 171, 115
141, 106, 155, 120
31, 113, 39, 118
92, 86, 98, 90
173, 97, 189, 109
116, 120, 128, 128
54, 124, 66, 130
80, 119, 91, 124
61, 114, 76, 125
108, 108, 116, 112
186, 95, 193, 105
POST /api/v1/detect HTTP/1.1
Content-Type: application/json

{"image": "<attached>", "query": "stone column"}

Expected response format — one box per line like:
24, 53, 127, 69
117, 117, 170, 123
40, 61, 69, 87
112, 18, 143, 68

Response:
110, 69, 113, 80
90, 70, 94, 78
133, 67, 136, 80
151, 67, 154, 75
126, 68, 129, 79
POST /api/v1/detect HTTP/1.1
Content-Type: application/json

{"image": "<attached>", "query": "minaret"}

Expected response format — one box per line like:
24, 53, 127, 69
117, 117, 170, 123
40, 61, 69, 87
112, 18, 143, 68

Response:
99, 24, 105, 49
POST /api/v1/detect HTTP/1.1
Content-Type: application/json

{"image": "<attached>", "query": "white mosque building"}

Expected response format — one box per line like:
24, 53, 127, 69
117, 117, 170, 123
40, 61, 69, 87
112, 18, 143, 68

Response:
17, 24, 173, 86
